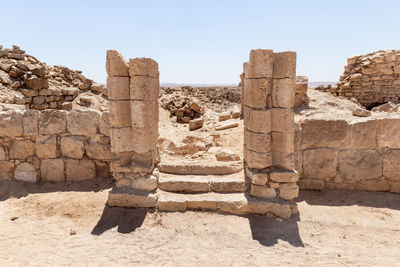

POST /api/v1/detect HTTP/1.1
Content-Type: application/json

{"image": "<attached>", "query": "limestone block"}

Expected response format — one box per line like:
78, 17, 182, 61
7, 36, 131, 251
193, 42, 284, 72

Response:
245, 167, 268, 185
106, 50, 129, 77
244, 130, 271, 153
303, 148, 338, 179
246, 49, 274, 79
243, 78, 272, 108
39, 110, 67, 135
99, 111, 110, 137
85, 138, 112, 161
67, 109, 100, 136
132, 126, 158, 154
110, 151, 133, 172
243, 106, 271, 133
273, 51, 296, 79
271, 108, 294, 133
15, 162, 37, 183
244, 145, 272, 169
129, 58, 159, 78
40, 159, 65, 182
382, 149, 400, 180
61, 136, 85, 159
215, 120, 239, 131
350, 120, 377, 149
389, 181, 400, 193
339, 149, 382, 180
272, 150, 295, 170
250, 184, 276, 198
114, 172, 158, 191
23, 110, 39, 135
130, 100, 159, 128
271, 132, 294, 154
189, 117, 204, 131
36, 135, 58, 159
279, 183, 299, 200
272, 78, 295, 108
301, 119, 350, 149
107, 76, 130, 100
377, 119, 400, 148
357, 179, 390, 192
66, 159, 96, 181
0, 111, 23, 137
130, 76, 159, 100
215, 148, 240, 161
269, 169, 298, 183
10, 140, 34, 160
298, 178, 325, 190
107, 187, 157, 208
109, 100, 131, 128
0, 161, 14, 180
231, 105, 241, 119
0, 144, 5, 160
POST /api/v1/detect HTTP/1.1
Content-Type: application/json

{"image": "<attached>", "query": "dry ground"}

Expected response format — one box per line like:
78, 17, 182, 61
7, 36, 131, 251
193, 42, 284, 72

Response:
1, 180, 400, 266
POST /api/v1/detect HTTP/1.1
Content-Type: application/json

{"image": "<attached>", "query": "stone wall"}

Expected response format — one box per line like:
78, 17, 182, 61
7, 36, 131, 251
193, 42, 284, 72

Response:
0, 108, 111, 182
243, 49, 299, 202
296, 118, 400, 193
294, 76, 308, 109
336, 50, 400, 108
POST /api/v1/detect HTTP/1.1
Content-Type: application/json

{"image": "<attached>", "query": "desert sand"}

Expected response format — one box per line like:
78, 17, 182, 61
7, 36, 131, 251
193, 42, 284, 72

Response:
1, 179, 400, 266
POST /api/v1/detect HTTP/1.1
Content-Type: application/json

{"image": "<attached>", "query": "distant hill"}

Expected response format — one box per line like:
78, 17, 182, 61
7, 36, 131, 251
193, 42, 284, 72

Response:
161, 83, 238, 88
308, 81, 337, 88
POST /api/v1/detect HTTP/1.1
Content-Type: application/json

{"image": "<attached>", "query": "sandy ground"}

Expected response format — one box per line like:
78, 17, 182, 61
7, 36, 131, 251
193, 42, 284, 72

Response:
1, 180, 400, 266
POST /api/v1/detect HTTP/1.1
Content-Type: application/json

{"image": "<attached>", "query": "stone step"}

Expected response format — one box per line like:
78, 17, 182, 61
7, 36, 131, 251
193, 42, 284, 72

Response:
158, 160, 243, 175
157, 190, 297, 219
158, 171, 248, 193
107, 187, 157, 208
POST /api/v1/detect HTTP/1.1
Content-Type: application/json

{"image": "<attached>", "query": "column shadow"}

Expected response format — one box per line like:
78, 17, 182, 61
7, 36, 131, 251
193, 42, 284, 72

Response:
91, 206, 147, 235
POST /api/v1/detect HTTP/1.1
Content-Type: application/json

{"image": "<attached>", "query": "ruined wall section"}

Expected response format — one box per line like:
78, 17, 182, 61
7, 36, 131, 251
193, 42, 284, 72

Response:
296, 118, 400, 193
336, 50, 400, 108
0, 108, 111, 182
243, 49, 299, 202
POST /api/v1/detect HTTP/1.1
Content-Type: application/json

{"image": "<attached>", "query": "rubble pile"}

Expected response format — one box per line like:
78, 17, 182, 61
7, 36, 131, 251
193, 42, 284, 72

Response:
0, 45, 106, 110
159, 91, 205, 123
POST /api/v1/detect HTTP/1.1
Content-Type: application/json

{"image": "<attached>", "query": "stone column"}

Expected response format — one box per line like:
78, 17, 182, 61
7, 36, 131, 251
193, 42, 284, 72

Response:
243, 49, 299, 202
106, 50, 159, 208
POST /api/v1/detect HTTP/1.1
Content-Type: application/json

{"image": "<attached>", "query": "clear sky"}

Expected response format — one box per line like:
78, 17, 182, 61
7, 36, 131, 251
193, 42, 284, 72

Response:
2, 0, 400, 84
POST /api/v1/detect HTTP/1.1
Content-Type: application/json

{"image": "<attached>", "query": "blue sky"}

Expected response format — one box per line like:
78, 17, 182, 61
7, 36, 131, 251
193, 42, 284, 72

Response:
2, 0, 400, 84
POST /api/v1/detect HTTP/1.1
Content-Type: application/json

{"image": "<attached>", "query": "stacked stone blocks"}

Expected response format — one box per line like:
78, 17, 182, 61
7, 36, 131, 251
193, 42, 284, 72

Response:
106, 50, 160, 207
243, 49, 299, 202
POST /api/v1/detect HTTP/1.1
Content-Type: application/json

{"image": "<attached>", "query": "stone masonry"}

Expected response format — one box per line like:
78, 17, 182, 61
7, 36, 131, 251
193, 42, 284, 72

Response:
243, 49, 299, 203
106, 50, 160, 208
336, 50, 400, 108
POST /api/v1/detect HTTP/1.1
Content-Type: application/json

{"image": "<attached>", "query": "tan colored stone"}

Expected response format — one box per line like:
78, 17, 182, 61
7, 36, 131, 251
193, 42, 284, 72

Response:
110, 151, 133, 172
246, 49, 274, 79
67, 110, 100, 136
244, 145, 272, 169
250, 184, 276, 198
0, 161, 14, 180
189, 117, 204, 131
215, 119, 239, 131
106, 50, 129, 77
0, 111, 23, 137
377, 119, 400, 148
272, 78, 295, 108
215, 148, 240, 161
350, 120, 377, 148
40, 159, 65, 182
271, 108, 294, 133
39, 110, 67, 135
14, 163, 37, 183
131, 126, 158, 154
129, 58, 159, 78
243, 78, 272, 108
303, 148, 338, 179
272, 150, 295, 170
99, 111, 110, 137
108, 187, 157, 208
115, 172, 158, 191
85, 138, 112, 161
273, 51, 296, 79
301, 119, 350, 149
231, 105, 240, 119
210, 175, 247, 193
158, 160, 242, 176
382, 150, 400, 180
298, 178, 325, 190
130, 76, 159, 100
244, 130, 271, 153
279, 183, 299, 200
23, 110, 39, 135
107, 76, 130, 100
243, 106, 271, 133
61, 136, 85, 159
269, 169, 298, 183
159, 175, 209, 192
130, 100, 158, 128
10, 140, 34, 160
131, 150, 158, 174
245, 167, 268, 185
339, 150, 382, 180
0, 144, 6, 161
357, 179, 390, 192
66, 159, 96, 181
109, 100, 131, 128
36, 135, 58, 159
271, 132, 294, 154
389, 181, 400, 193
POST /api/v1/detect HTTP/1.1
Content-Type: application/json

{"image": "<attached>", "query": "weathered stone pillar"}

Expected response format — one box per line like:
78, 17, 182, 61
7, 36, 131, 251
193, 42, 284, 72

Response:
106, 50, 160, 208
244, 49, 299, 202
